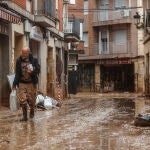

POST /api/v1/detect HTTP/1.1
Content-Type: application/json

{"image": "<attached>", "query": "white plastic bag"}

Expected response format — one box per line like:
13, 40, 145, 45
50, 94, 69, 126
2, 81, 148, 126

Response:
44, 96, 52, 109
36, 94, 45, 104
9, 90, 18, 112
51, 98, 59, 107
7, 74, 15, 89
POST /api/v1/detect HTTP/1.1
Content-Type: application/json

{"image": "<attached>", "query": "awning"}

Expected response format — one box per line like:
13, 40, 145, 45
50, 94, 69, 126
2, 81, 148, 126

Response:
0, 7, 21, 24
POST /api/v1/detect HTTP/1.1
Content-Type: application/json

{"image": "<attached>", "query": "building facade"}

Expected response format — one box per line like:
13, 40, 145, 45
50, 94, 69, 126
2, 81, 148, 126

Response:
63, 0, 84, 94
143, 0, 150, 94
79, 0, 144, 93
0, 1, 21, 106
0, 0, 65, 107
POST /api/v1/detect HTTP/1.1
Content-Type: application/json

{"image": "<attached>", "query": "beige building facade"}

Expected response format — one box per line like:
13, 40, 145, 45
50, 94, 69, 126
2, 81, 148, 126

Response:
143, 0, 150, 94
0, 0, 65, 107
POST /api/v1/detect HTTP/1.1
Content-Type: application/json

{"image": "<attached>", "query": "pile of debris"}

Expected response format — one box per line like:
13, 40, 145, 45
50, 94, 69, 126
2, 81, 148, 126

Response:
35, 92, 62, 110
134, 114, 150, 127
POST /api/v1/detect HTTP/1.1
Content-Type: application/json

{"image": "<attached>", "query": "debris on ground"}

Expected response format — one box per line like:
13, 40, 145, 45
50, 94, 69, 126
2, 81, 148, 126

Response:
134, 114, 150, 126
36, 94, 62, 110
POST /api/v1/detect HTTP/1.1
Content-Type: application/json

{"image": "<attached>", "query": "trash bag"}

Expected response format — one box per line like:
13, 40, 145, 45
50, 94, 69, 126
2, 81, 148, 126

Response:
9, 90, 18, 112
36, 94, 45, 105
7, 74, 15, 89
44, 96, 53, 109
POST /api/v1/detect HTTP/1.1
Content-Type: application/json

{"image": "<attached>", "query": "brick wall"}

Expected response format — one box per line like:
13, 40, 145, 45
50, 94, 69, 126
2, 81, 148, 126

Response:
12, 0, 26, 9
86, 0, 139, 57
68, 0, 84, 20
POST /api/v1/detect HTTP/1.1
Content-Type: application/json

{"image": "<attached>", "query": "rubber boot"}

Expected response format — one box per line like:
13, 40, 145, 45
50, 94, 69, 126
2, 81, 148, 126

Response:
30, 109, 34, 119
20, 104, 28, 121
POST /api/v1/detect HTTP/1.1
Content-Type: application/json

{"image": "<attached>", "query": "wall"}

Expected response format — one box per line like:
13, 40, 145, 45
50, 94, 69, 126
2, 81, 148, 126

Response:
12, 0, 26, 9
68, 0, 84, 19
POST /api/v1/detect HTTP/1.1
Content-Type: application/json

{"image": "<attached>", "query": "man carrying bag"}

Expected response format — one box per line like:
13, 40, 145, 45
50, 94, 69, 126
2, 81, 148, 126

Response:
13, 47, 40, 121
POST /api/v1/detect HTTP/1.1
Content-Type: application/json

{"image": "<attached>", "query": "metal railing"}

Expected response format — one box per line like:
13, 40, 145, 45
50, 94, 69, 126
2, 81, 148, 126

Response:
93, 41, 130, 55
64, 18, 80, 36
93, 9, 131, 22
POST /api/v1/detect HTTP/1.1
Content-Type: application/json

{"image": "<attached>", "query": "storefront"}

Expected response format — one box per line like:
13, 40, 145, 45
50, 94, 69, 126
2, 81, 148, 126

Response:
0, 5, 21, 106
78, 63, 95, 91
99, 59, 135, 92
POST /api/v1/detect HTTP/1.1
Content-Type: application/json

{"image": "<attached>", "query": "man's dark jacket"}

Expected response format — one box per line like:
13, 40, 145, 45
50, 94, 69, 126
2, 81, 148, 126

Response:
13, 54, 40, 87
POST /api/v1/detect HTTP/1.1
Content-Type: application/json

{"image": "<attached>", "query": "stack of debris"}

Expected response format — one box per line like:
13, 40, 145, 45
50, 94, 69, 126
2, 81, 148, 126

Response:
35, 92, 62, 110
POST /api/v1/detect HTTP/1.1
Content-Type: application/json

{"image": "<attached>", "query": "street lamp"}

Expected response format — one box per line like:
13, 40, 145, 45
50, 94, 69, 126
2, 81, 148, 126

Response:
133, 12, 144, 29
134, 12, 141, 26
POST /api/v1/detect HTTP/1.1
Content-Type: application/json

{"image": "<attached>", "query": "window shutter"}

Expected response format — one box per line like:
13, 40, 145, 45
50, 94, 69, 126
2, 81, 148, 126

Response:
115, 0, 126, 8
114, 30, 127, 44
44, 0, 55, 17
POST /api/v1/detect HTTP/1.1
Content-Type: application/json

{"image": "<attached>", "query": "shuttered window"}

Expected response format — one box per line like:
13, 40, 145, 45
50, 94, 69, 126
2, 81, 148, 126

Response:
45, 0, 55, 17
115, 0, 126, 8
114, 30, 127, 44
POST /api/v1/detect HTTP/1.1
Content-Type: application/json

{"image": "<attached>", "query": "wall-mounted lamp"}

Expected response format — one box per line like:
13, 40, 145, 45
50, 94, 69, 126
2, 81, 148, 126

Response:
133, 12, 144, 29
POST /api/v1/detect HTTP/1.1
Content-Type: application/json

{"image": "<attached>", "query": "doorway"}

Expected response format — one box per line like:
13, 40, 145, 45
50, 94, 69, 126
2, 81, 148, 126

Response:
100, 64, 134, 92
0, 34, 10, 106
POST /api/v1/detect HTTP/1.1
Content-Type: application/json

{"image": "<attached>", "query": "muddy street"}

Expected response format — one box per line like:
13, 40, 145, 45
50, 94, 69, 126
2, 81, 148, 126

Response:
0, 93, 150, 150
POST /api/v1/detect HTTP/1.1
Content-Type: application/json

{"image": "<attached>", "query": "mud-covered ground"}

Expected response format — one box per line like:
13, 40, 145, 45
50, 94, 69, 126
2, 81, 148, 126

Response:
0, 93, 150, 150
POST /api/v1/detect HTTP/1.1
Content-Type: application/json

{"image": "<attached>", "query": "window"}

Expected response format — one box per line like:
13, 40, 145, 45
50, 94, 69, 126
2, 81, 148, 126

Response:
83, 32, 88, 47
45, 0, 55, 17
70, 0, 76, 4
68, 22, 73, 33
114, 30, 127, 44
115, 0, 126, 8
80, 23, 83, 40
26, 0, 31, 12
84, 0, 88, 15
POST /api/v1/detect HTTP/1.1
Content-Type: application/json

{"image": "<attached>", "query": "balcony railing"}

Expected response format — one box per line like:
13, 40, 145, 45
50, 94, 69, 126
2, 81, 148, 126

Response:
64, 18, 80, 40
93, 9, 131, 22
93, 41, 130, 55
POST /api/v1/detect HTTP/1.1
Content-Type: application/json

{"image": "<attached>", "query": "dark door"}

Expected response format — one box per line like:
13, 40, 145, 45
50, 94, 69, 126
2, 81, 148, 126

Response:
0, 34, 10, 106
68, 70, 78, 94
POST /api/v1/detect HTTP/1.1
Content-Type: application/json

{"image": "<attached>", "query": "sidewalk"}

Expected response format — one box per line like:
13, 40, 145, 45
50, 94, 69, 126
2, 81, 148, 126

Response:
69, 92, 143, 99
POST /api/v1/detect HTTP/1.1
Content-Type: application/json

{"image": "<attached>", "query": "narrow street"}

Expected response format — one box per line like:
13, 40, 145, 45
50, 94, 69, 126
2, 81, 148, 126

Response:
0, 93, 149, 150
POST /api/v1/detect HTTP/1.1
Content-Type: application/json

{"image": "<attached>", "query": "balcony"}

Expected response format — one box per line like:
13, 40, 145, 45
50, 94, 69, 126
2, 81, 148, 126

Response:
34, 10, 56, 27
64, 18, 80, 42
93, 10, 132, 27
93, 41, 131, 58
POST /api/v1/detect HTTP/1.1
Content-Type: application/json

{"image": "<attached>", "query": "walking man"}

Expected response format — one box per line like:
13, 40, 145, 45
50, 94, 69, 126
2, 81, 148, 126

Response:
13, 47, 40, 121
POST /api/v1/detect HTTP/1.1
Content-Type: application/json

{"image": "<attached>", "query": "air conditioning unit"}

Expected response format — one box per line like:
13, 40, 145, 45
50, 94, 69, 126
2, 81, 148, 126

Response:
24, 20, 31, 33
